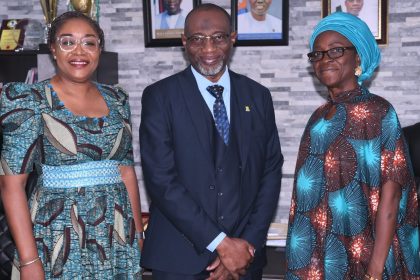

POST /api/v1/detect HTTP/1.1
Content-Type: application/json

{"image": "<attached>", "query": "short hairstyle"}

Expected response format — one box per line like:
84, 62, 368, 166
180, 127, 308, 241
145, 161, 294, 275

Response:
48, 11, 105, 50
184, 3, 232, 34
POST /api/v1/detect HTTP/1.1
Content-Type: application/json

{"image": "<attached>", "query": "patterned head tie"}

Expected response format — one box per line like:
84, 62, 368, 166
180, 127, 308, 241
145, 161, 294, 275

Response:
309, 12, 381, 85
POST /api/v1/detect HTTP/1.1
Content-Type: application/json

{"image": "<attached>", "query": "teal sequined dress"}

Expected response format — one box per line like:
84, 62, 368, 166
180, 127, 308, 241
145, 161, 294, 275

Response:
285, 87, 420, 280
0, 80, 141, 279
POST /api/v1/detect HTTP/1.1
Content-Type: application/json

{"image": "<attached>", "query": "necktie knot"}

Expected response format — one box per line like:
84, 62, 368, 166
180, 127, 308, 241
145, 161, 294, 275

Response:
206, 85, 224, 99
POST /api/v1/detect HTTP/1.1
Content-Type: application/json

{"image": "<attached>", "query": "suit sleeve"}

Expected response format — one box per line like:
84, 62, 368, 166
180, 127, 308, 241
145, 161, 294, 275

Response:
240, 88, 283, 249
140, 85, 221, 253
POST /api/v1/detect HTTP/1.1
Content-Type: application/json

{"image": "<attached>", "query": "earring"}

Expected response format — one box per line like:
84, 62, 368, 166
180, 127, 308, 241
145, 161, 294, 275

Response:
355, 65, 362, 77
53, 55, 57, 60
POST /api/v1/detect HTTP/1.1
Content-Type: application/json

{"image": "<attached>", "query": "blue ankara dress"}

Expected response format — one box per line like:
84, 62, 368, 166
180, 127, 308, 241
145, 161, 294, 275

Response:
0, 80, 141, 279
286, 87, 420, 280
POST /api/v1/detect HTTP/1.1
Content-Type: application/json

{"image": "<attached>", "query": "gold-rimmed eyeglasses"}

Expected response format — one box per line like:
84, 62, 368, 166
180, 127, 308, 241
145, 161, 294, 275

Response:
56, 35, 101, 53
307, 46, 356, 62
186, 33, 231, 48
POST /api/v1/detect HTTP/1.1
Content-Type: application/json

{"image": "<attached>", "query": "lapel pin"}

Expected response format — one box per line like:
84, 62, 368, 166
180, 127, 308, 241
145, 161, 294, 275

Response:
245, 106, 251, 112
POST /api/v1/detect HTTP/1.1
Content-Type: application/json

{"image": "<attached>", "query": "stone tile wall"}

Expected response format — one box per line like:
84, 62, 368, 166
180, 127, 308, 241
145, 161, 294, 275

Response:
1, 0, 419, 223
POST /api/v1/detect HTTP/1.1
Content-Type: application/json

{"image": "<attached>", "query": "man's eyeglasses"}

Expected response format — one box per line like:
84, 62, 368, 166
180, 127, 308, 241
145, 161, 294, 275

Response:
307, 46, 356, 62
186, 33, 231, 48
56, 35, 101, 53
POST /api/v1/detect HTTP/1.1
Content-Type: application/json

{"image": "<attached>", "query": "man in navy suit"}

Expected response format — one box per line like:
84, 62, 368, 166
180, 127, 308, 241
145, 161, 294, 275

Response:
140, 3, 283, 279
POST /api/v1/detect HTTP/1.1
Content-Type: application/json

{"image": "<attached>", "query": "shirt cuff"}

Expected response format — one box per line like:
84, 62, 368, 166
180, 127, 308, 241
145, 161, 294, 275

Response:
206, 232, 227, 252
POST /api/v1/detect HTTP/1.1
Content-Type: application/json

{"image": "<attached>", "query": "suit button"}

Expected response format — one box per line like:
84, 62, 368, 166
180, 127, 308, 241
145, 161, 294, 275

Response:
217, 167, 223, 173
219, 215, 224, 220
218, 192, 223, 196
209, 185, 215, 190
239, 165, 242, 169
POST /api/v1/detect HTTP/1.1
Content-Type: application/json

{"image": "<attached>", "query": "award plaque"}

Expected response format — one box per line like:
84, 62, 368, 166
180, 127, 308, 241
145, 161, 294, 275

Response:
22, 20, 44, 50
0, 19, 29, 51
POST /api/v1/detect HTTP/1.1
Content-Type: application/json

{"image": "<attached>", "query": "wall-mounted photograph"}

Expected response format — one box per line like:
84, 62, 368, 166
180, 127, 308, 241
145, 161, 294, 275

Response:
234, 0, 289, 46
322, 0, 388, 44
143, 0, 199, 47
201, 0, 231, 13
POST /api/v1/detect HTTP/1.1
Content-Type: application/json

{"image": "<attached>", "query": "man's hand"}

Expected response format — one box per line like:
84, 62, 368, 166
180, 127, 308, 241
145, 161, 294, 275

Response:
215, 237, 255, 279
206, 257, 233, 280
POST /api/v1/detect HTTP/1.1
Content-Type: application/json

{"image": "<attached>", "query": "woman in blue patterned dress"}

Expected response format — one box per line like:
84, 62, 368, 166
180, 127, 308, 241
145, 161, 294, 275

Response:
285, 12, 420, 280
0, 12, 143, 279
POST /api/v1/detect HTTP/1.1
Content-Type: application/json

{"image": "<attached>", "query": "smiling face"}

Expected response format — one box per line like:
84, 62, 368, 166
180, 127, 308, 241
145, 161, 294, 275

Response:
164, 0, 182, 15
182, 8, 236, 82
344, 0, 363, 16
312, 31, 360, 95
51, 18, 101, 83
249, 0, 272, 19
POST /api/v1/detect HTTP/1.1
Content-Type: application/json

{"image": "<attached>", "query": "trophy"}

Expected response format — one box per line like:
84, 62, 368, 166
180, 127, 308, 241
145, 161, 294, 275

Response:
40, 0, 58, 45
69, 0, 98, 21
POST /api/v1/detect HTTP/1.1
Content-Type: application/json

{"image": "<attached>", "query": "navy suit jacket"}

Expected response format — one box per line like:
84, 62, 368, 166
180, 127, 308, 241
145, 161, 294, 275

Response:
403, 123, 420, 210
403, 122, 420, 178
139, 67, 283, 274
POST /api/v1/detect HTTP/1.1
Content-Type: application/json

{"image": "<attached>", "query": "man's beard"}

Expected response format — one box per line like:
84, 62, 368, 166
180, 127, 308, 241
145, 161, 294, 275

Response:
196, 60, 224, 77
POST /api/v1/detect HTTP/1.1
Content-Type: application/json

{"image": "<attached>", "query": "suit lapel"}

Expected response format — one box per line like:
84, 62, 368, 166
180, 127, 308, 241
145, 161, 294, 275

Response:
177, 67, 213, 165
230, 71, 251, 174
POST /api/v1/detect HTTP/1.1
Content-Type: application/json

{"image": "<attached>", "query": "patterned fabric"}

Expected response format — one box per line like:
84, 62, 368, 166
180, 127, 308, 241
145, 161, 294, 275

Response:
206, 85, 230, 145
0, 81, 141, 279
286, 87, 420, 280
42, 160, 122, 189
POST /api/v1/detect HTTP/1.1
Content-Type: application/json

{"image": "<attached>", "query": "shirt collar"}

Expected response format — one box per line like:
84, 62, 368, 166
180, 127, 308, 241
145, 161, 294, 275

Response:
190, 65, 230, 92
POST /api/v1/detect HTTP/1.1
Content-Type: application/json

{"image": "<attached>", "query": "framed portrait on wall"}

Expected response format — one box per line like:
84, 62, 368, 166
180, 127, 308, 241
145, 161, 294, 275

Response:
322, 0, 388, 44
143, 0, 200, 47
233, 0, 289, 46
200, 0, 231, 13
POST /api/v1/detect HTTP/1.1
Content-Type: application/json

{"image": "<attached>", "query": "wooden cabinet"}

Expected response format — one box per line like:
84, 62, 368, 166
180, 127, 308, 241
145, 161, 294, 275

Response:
0, 50, 118, 84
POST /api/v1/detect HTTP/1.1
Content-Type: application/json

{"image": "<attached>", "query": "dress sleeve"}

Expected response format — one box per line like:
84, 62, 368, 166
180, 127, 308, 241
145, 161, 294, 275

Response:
114, 86, 134, 166
381, 104, 412, 187
0, 82, 42, 175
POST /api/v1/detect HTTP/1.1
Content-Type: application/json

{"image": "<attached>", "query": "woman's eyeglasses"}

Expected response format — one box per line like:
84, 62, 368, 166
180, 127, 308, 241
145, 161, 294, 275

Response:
56, 35, 101, 53
307, 46, 356, 62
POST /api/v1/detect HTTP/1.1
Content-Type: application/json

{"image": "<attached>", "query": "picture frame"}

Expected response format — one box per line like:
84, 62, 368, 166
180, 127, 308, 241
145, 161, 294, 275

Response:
0, 19, 29, 51
322, 0, 388, 45
143, 0, 200, 47
233, 0, 289, 47
201, 0, 231, 14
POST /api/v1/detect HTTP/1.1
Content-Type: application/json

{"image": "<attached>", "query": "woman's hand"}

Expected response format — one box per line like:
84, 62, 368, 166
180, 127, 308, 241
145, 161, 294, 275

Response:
20, 260, 45, 280
366, 256, 384, 279
120, 166, 144, 252
365, 270, 383, 280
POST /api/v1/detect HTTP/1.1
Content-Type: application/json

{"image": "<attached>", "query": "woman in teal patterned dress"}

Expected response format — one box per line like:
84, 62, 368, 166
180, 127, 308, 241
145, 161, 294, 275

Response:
286, 13, 420, 280
0, 12, 143, 279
